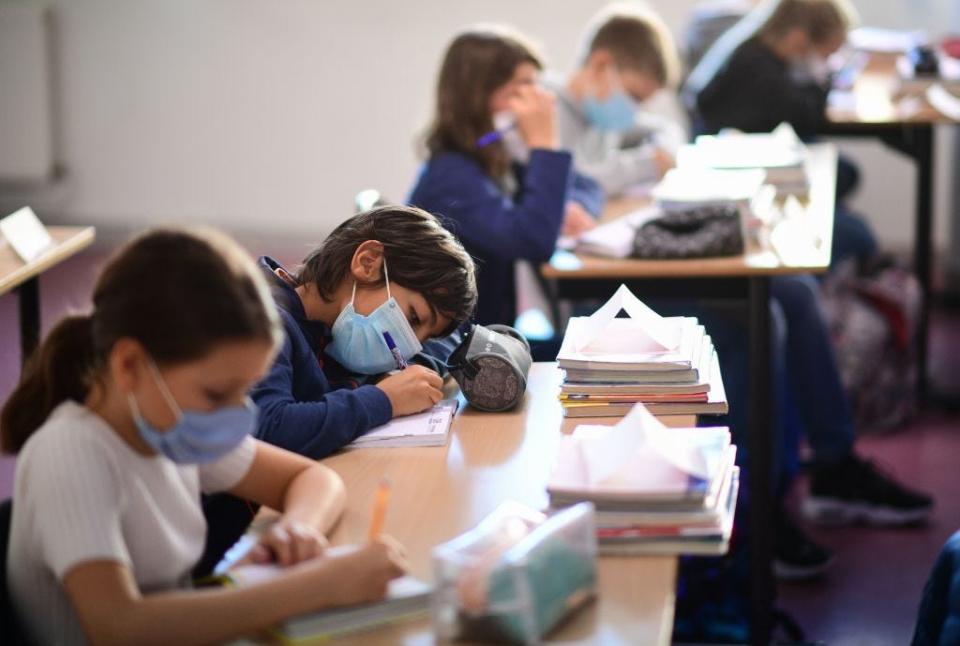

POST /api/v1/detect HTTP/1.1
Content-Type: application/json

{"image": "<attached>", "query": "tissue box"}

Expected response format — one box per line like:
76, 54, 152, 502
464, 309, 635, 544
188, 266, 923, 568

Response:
431, 501, 596, 644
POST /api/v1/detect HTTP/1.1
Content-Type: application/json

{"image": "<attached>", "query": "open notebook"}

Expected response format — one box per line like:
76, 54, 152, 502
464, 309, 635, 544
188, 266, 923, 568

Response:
220, 549, 431, 643
348, 399, 458, 448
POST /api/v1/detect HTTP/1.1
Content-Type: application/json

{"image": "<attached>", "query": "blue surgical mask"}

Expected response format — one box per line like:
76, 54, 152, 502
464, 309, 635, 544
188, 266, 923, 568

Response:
583, 88, 638, 132
128, 359, 257, 464
325, 259, 423, 374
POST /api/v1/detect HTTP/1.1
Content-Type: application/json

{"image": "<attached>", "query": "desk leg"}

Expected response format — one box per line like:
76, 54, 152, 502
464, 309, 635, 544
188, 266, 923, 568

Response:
18, 277, 41, 366
748, 276, 774, 646
912, 125, 934, 400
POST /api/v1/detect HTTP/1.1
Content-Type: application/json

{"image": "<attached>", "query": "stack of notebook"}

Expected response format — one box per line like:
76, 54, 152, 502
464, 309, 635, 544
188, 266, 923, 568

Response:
676, 122, 810, 198
547, 404, 739, 556
556, 285, 728, 418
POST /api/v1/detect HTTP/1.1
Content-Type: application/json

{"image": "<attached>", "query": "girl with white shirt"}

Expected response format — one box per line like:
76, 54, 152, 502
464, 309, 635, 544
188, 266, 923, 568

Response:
1, 227, 407, 646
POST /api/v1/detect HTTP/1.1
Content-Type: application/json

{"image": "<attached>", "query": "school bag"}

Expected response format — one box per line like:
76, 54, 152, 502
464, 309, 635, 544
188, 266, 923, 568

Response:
820, 258, 922, 432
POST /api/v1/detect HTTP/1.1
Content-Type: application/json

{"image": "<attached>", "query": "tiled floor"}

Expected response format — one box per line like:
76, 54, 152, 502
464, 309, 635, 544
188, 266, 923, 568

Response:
1, 244, 958, 644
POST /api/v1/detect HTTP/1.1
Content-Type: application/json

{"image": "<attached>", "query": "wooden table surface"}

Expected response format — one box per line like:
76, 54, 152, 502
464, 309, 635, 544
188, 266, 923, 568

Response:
320, 363, 696, 645
0, 225, 96, 295
828, 51, 958, 126
542, 144, 836, 280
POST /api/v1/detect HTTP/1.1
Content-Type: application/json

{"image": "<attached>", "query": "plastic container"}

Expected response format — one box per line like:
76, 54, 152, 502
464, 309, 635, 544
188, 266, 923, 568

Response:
431, 501, 596, 644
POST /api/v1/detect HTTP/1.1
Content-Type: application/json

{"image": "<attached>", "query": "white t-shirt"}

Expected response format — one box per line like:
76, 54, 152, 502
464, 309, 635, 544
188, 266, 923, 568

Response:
7, 400, 257, 646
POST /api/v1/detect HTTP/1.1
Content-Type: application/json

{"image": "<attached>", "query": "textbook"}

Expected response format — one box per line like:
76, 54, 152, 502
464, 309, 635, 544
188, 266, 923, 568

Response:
547, 405, 738, 556
348, 399, 457, 448
221, 553, 432, 643
561, 351, 728, 418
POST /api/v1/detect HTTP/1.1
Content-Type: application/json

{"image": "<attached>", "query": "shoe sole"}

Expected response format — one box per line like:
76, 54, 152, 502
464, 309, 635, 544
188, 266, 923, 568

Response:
802, 497, 932, 526
774, 555, 835, 581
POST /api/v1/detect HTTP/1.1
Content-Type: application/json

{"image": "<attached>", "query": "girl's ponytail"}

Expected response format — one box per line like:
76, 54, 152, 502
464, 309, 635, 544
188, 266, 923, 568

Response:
1, 314, 97, 452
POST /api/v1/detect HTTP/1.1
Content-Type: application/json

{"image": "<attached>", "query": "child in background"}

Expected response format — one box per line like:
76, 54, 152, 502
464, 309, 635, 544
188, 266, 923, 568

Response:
2, 228, 407, 646
687, 0, 867, 217
547, 2, 685, 196
408, 26, 605, 327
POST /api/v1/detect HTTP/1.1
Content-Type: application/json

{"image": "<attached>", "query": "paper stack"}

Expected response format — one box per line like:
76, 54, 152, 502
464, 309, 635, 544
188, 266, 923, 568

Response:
556, 285, 728, 418
548, 404, 739, 556
676, 122, 809, 197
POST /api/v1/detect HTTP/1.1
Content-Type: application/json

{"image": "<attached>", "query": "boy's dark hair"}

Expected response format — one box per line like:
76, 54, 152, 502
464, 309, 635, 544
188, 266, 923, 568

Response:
759, 0, 857, 45
424, 26, 543, 178
1, 227, 282, 453
581, 3, 681, 88
296, 205, 477, 336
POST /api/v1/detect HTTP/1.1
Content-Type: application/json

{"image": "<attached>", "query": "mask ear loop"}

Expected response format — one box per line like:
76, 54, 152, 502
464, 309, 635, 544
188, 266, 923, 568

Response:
146, 358, 185, 423
382, 254, 392, 300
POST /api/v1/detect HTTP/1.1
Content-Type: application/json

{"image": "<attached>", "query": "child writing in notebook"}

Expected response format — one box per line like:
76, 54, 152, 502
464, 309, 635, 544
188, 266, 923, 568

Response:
251, 205, 477, 459
408, 26, 605, 327
198, 205, 476, 577
2, 228, 407, 646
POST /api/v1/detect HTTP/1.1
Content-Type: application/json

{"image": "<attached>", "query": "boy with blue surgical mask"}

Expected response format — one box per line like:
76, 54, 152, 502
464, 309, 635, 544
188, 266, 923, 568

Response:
251, 205, 477, 460
546, 3, 686, 198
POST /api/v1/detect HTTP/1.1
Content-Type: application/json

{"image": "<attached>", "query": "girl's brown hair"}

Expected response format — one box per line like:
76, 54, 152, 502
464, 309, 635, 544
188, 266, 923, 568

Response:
424, 26, 543, 178
759, 0, 857, 46
296, 205, 477, 336
1, 227, 282, 452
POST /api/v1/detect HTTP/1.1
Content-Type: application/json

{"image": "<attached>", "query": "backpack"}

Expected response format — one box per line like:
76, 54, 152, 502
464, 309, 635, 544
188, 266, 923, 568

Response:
820, 258, 922, 432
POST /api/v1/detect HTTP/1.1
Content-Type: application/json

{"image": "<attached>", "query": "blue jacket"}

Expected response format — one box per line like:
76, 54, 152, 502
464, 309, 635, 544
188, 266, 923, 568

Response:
407, 149, 604, 326
250, 257, 394, 459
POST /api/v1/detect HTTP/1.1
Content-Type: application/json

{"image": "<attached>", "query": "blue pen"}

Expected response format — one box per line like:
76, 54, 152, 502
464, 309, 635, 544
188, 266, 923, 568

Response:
382, 331, 408, 370
476, 122, 517, 148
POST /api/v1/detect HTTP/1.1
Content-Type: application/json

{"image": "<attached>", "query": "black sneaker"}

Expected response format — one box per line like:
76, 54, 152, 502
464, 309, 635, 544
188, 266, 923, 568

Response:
803, 454, 934, 526
774, 511, 834, 580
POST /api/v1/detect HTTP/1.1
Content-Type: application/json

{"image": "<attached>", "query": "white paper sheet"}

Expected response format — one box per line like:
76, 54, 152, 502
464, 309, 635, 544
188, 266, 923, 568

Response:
576, 403, 711, 485
573, 284, 680, 353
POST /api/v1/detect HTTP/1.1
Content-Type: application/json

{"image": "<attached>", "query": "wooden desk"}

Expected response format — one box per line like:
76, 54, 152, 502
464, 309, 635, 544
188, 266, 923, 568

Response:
0, 226, 96, 364
540, 144, 837, 645
321, 363, 693, 645
827, 51, 959, 397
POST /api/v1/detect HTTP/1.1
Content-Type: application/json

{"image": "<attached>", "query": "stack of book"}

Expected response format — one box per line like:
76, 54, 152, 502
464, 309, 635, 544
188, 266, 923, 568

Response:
556, 285, 728, 418
547, 403, 739, 556
676, 122, 810, 197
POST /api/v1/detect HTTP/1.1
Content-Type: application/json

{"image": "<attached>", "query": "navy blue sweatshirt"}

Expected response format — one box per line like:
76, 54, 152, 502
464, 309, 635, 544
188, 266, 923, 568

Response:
407, 148, 604, 326
695, 36, 829, 136
250, 257, 394, 459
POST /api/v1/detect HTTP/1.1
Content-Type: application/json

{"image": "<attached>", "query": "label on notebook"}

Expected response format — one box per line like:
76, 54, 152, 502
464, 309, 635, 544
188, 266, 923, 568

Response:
350, 399, 458, 448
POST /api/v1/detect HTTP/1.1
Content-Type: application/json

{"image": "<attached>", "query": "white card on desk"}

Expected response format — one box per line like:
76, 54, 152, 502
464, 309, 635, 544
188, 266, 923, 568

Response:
349, 399, 458, 448
0, 207, 53, 262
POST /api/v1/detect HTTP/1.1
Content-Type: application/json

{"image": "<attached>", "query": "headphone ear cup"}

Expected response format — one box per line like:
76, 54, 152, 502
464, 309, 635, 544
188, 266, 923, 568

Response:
485, 324, 531, 354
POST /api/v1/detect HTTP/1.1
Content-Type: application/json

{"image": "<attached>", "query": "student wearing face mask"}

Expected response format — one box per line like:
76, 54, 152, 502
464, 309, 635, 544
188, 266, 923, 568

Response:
407, 26, 605, 327
545, 3, 686, 197
1, 228, 409, 646
250, 205, 477, 459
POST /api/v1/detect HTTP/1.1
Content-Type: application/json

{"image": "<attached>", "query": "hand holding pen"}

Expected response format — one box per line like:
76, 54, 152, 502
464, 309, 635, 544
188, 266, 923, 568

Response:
477, 85, 557, 150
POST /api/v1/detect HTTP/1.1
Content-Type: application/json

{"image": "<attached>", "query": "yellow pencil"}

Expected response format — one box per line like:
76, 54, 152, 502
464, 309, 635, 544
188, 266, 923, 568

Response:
368, 477, 392, 541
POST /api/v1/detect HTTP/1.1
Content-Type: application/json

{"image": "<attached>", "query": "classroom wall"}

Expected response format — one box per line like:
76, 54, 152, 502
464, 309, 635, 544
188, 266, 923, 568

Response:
0, 0, 956, 252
